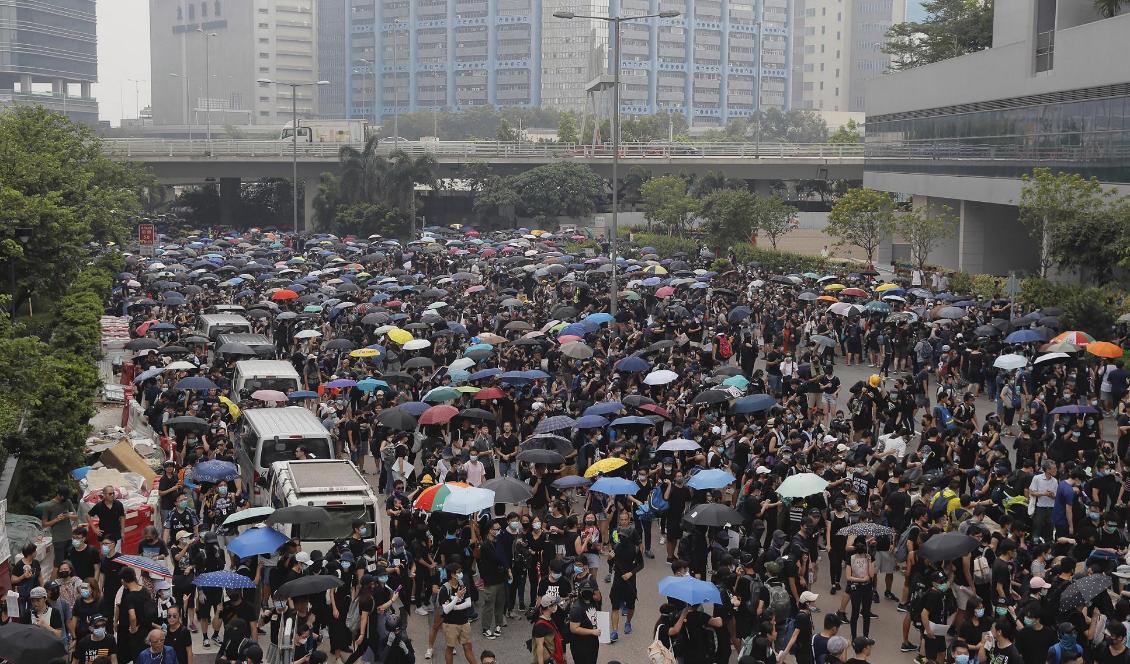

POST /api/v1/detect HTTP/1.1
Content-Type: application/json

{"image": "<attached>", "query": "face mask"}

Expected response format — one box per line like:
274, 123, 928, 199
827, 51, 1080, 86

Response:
584, 521, 595, 527
508, 522, 520, 534
359, 527, 369, 537
341, 562, 351, 570
446, 534, 456, 540
974, 608, 985, 618
58, 570, 71, 578
1106, 525, 1118, 533
847, 499, 859, 508
936, 583, 949, 592
1089, 512, 1100, 521
548, 572, 561, 581
532, 522, 542, 531
218, 486, 228, 495
93, 628, 107, 639
101, 545, 111, 555
1023, 618, 1035, 627
178, 500, 189, 509
72, 538, 83, 549
80, 590, 91, 599
275, 601, 287, 610
377, 575, 389, 584
574, 565, 585, 575
1060, 635, 1077, 649
954, 656, 969, 664
638, 474, 647, 481
995, 607, 1008, 616
455, 572, 464, 582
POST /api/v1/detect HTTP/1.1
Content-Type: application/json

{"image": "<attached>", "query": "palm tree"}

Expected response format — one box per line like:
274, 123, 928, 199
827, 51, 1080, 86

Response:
1095, 0, 1123, 17
386, 150, 437, 237
311, 173, 340, 230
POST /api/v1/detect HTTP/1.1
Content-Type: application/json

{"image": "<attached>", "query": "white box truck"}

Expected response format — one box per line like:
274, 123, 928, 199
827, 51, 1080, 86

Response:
231, 359, 301, 402
268, 459, 380, 556
281, 119, 370, 143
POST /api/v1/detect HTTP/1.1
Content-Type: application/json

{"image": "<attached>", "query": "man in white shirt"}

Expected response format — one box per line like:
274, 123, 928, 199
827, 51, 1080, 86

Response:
1028, 460, 1058, 542
464, 453, 487, 487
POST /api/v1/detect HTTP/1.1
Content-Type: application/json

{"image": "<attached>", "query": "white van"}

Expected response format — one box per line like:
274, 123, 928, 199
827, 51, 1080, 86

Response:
230, 360, 300, 404
196, 313, 253, 341
238, 407, 334, 505
268, 459, 379, 555
218, 333, 275, 359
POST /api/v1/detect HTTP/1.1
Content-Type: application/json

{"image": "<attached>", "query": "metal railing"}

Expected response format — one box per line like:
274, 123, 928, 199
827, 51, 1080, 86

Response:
866, 141, 1130, 162
100, 138, 865, 160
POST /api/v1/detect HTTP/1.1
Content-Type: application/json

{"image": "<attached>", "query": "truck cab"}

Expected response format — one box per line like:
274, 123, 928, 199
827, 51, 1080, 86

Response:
267, 459, 380, 556
196, 313, 253, 341
237, 407, 334, 506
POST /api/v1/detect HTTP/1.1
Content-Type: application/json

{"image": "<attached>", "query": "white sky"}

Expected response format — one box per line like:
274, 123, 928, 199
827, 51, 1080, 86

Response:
95, 0, 151, 126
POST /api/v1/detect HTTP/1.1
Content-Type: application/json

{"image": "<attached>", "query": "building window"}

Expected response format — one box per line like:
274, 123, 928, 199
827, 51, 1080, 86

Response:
215, 0, 221, 16
188, 4, 194, 19
201, 2, 207, 17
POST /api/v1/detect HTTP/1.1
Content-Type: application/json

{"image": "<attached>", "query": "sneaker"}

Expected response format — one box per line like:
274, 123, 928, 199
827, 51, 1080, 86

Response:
900, 642, 919, 652
483, 630, 496, 640
519, 602, 527, 611
189, 624, 199, 633
416, 606, 430, 616
659, 536, 665, 545
645, 550, 655, 559
872, 593, 881, 603
897, 603, 910, 613
610, 631, 619, 642
604, 573, 613, 583
202, 637, 211, 649
884, 591, 899, 601
624, 621, 632, 635
830, 584, 838, 596
837, 611, 848, 622
505, 609, 516, 619
494, 627, 503, 637
424, 648, 433, 660
868, 611, 880, 618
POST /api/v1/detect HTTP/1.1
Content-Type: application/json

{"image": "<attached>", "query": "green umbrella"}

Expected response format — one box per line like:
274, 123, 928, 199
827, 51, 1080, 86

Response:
423, 386, 461, 403
777, 472, 829, 498
722, 375, 749, 389
865, 300, 891, 313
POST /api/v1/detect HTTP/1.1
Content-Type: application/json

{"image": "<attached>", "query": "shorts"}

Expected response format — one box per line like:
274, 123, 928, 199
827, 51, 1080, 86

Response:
822, 394, 836, 409
954, 584, 976, 610
609, 585, 637, 611
875, 551, 896, 575
442, 622, 472, 646
583, 553, 601, 569
924, 635, 947, 658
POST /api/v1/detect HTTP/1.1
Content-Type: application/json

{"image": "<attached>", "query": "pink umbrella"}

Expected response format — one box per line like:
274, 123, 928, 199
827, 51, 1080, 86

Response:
558, 334, 583, 344
655, 286, 675, 298
251, 389, 288, 402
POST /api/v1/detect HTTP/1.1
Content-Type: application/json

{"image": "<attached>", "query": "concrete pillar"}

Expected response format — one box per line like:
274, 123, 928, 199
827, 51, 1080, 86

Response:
53, 79, 65, 93
219, 178, 241, 228
920, 196, 960, 269
19, 75, 32, 93
960, 201, 1041, 275
303, 178, 317, 232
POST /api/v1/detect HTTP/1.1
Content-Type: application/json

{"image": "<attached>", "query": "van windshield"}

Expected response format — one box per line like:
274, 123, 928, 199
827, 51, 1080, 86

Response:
260, 437, 333, 469
244, 377, 300, 393
294, 505, 373, 541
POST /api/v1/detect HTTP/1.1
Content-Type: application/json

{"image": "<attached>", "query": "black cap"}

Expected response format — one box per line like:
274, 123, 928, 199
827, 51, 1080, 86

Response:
853, 636, 875, 652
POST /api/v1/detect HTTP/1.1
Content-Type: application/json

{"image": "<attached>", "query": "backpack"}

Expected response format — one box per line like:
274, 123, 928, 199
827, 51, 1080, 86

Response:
648, 625, 677, 664
929, 489, 957, 519
1049, 642, 1085, 664
971, 548, 992, 584
740, 575, 763, 616
894, 524, 916, 564
934, 405, 956, 431
346, 596, 362, 633
649, 486, 669, 515
718, 335, 734, 360
767, 581, 791, 621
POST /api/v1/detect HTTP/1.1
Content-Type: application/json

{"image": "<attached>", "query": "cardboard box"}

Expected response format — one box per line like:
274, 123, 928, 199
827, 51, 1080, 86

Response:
99, 440, 156, 489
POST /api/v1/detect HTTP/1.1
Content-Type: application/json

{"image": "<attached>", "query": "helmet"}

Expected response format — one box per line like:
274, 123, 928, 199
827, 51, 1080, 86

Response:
868, 374, 881, 388
385, 613, 402, 632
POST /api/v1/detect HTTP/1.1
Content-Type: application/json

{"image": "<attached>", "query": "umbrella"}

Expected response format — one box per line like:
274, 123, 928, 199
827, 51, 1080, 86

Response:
585, 402, 624, 416
126, 338, 161, 350
643, 369, 679, 386
1087, 341, 1123, 358
423, 387, 461, 403
777, 472, 829, 498
1035, 352, 1070, 365
589, 477, 640, 496
166, 415, 209, 432
836, 523, 897, 538
810, 334, 836, 348
1052, 330, 1095, 345
658, 438, 701, 452
657, 576, 722, 605
516, 449, 565, 464
266, 505, 331, 526
273, 575, 343, 601
731, 394, 777, 414
521, 434, 573, 455
560, 342, 594, 359
192, 460, 239, 484
615, 355, 652, 373
682, 503, 744, 527
228, 526, 290, 559
584, 457, 627, 478
1004, 329, 1047, 343
610, 415, 654, 428
439, 487, 496, 515
377, 407, 418, 431
457, 407, 495, 422
251, 389, 288, 402
420, 405, 459, 425
112, 554, 172, 579
175, 376, 219, 391
574, 414, 610, 429
1051, 404, 1100, 415
482, 476, 534, 503
535, 415, 576, 433
934, 306, 967, 320
691, 389, 730, 405
685, 469, 736, 490
552, 475, 591, 489
223, 506, 276, 528
193, 570, 258, 589
993, 354, 1028, 370
1059, 574, 1112, 609
0, 622, 67, 664
920, 532, 980, 561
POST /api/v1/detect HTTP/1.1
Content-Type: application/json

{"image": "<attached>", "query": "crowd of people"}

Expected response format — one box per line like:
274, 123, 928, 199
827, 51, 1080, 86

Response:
20, 225, 1130, 664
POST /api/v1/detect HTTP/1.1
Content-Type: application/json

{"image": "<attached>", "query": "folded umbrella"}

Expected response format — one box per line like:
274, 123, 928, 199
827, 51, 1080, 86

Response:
682, 503, 744, 527
657, 575, 721, 606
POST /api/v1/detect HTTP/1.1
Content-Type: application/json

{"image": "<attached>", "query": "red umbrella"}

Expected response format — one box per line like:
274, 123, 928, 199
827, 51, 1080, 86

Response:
386, 300, 403, 308
638, 403, 671, 419
655, 286, 675, 298
474, 387, 507, 400
419, 405, 459, 425
271, 289, 299, 301
840, 287, 868, 298
465, 230, 480, 237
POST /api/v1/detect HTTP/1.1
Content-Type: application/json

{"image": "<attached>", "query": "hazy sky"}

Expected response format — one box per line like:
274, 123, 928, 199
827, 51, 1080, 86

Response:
95, 0, 151, 126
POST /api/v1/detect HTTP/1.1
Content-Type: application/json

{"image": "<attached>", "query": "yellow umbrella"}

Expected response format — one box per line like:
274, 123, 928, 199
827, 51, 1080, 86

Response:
823, 283, 847, 291
456, 386, 481, 394
875, 283, 900, 292
387, 328, 414, 345
642, 264, 668, 275
350, 348, 381, 358
584, 457, 628, 478
218, 395, 241, 420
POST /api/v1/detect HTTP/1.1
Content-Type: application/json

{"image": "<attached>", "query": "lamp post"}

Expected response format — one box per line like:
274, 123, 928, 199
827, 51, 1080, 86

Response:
258, 79, 331, 235
9, 227, 31, 317
167, 73, 192, 140
195, 29, 217, 143
390, 19, 402, 143
553, 9, 680, 316
127, 78, 145, 119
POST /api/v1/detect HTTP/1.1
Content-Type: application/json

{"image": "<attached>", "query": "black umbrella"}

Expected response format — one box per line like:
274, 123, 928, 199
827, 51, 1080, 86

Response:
551, 305, 578, 319
517, 449, 566, 464
377, 408, 418, 431
520, 434, 572, 455
403, 357, 435, 370
166, 416, 210, 432
681, 503, 744, 528
380, 371, 417, 385
273, 575, 343, 601
622, 394, 656, 408
0, 622, 67, 664
836, 522, 897, 538
457, 407, 496, 422
482, 476, 534, 503
1059, 574, 1111, 609
266, 505, 331, 526
324, 339, 355, 351
126, 338, 161, 350
919, 532, 979, 561
691, 389, 731, 405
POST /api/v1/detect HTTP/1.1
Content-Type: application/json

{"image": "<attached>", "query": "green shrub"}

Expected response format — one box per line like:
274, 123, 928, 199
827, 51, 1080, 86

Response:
1060, 287, 1118, 340
628, 233, 699, 257
710, 259, 733, 272
1018, 277, 1072, 309
970, 273, 1004, 300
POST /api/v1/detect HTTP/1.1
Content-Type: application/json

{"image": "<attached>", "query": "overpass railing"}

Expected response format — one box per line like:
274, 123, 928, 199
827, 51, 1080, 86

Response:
100, 139, 864, 160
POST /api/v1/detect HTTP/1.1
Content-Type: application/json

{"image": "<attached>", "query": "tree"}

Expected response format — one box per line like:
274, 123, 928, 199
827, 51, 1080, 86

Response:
689, 171, 748, 198
1060, 287, 1117, 341
619, 167, 651, 209
497, 119, 519, 142
891, 202, 959, 273
826, 188, 898, 266
750, 195, 797, 250
706, 109, 829, 144
333, 203, 408, 238
700, 189, 759, 247
312, 173, 341, 230
640, 175, 698, 235
507, 163, 605, 224
557, 111, 580, 144
828, 119, 862, 144
882, 0, 995, 70
1094, 0, 1124, 17
1017, 167, 1116, 279
472, 175, 521, 228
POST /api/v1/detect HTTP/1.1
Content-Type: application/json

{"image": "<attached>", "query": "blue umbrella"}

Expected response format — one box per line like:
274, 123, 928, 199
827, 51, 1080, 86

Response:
150, 322, 177, 332
469, 368, 502, 381
574, 415, 610, 429
731, 394, 777, 414
499, 371, 533, 384
397, 401, 431, 416
193, 570, 257, 589
658, 575, 722, 605
228, 527, 290, 559
610, 416, 654, 427
584, 402, 624, 416
615, 355, 652, 373
175, 376, 219, 391
1004, 329, 1047, 343
585, 312, 614, 324
685, 469, 737, 490
324, 378, 358, 389
590, 477, 640, 496
1051, 404, 1100, 415
357, 378, 391, 393
132, 367, 165, 384
728, 306, 752, 322
558, 323, 587, 338
447, 321, 469, 335
552, 475, 591, 489
523, 370, 551, 380
287, 390, 319, 400
193, 460, 239, 484
535, 415, 577, 433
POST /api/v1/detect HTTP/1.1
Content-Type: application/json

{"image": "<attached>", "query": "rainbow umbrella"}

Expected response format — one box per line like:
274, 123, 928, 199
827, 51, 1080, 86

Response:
413, 482, 474, 512
1052, 330, 1095, 345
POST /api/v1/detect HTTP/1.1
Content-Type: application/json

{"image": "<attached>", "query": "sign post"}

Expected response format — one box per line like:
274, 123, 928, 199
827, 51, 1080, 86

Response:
138, 224, 156, 256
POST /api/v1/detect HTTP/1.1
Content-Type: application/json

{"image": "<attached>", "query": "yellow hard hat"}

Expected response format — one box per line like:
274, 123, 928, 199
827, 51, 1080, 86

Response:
869, 374, 881, 388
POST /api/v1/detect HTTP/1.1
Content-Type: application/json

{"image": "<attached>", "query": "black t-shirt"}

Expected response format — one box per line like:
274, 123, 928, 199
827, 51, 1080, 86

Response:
1095, 644, 1130, 664
158, 474, 180, 511
165, 624, 192, 664
220, 598, 257, 627
567, 603, 599, 652
120, 589, 154, 632
922, 589, 952, 628
73, 634, 117, 664
438, 583, 470, 624
89, 501, 126, 540
67, 544, 100, 582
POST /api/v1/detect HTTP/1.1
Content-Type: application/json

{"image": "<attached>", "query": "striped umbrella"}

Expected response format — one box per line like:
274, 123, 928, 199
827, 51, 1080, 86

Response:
1052, 330, 1095, 345
413, 482, 472, 511
112, 554, 172, 579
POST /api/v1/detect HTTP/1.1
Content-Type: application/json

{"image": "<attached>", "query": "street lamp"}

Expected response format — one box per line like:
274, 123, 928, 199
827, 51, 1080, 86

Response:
10, 227, 31, 317
553, 8, 680, 316
167, 73, 193, 140
195, 29, 217, 143
389, 19, 402, 142
127, 78, 146, 119
258, 79, 331, 235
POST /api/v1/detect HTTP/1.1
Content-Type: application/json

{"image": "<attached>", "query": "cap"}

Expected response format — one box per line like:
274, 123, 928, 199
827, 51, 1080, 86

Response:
29, 587, 46, 599
799, 590, 819, 604
852, 636, 875, 652
44, 581, 58, 590
755, 466, 771, 475
164, 460, 177, 467
1114, 565, 1130, 579
931, 570, 947, 583
1030, 576, 1052, 589
340, 552, 355, 561
90, 614, 108, 626
995, 596, 1011, 607
176, 530, 192, 542
361, 574, 377, 584
391, 537, 405, 548
540, 595, 558, 608
764, 561, 781, 575
822, 434, 838, 444
836, 443, 850, 452
868, 374, 881, 387
295, 552, 313, 567
155, 579, 172, 591
827, 636, 849, 655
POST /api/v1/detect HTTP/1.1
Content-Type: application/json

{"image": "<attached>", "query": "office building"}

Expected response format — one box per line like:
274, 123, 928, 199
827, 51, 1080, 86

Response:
149, 0, 319, 129
345, 0, 793, 128
792, 0, 903, 112
317, 0, 350, 118
865, 0, 1130, 274
0, 0, 98, 124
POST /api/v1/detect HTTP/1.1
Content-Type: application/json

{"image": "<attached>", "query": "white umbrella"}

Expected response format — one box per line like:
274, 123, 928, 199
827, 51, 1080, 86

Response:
374, 324, 396, 335
294, 329, 322, 339
1035, 352, 1070, 364
403, 339, 432, 351
644, 369, 679, 385
777, 472, 829, 498
165, 360, 197, 371
448, 357, 476, 371
993, 354, 1028, 370
439, 487, 496, 515
828, 302, 864, 317
658, 438, 701, 452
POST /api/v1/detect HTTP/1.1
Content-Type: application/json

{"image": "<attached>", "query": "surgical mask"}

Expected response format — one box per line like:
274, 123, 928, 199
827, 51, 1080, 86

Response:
532, 521, 542, 531
377, 575, 389, 584
1060, 635, 1077, 649
275, 601, 287, 610
1023, 618, 1036, 627
573, 565, 585, 575
936, 582, 949, 592
847, 499, 859, 508
159, 589, 170, 599
1106, 525, 1118, 533
101, 545, 111, 555
638, 474, 647, 481
72, 538, 83, 549
455, 572, 464, 582
80, 590, 91, 599
359, 527, 369, 537
1088, 512, 1100, 521
995, 606, 1008, 616
178, 500, 189, 509
341, 562, 351, 570
508, 522, 520, 534
548, 572, 561, 581
974, 608, 985, 618
93, 627, 107, 639
954, 655, 969, 664
470, 455, 478, 462
218, 486, 228, 495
